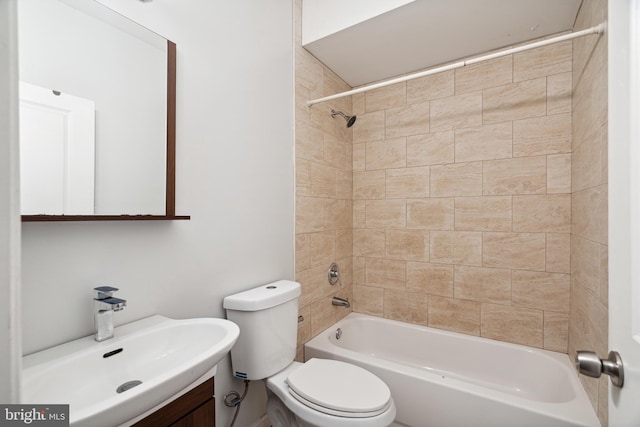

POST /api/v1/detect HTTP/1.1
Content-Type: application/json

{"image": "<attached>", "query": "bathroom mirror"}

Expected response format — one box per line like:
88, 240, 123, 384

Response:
18, 0, 188, 221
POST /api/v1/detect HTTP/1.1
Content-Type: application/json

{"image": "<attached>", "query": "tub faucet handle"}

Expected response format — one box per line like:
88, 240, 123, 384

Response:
328, 263, 341, 286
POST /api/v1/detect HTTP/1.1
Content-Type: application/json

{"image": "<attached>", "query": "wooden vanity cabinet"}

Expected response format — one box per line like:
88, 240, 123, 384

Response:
133, 377, 215, 427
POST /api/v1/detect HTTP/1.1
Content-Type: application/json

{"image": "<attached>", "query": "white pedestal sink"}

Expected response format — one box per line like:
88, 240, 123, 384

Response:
22, 315, 239, 427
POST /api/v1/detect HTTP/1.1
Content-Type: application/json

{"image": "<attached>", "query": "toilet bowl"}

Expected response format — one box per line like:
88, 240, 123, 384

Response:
266, 360, 396, 427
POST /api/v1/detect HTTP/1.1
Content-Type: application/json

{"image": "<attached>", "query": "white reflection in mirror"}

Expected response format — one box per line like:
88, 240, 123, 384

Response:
18, 0, 167, 215
20, 82, 96, 215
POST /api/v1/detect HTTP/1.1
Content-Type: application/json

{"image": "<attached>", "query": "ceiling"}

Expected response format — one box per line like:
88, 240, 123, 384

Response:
302, 0, 583, 87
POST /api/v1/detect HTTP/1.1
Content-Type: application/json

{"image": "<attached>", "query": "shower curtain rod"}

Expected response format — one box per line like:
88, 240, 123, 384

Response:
306, 22, 606, 107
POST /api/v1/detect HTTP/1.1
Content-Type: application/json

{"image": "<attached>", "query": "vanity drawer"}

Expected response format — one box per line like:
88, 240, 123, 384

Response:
133, 377, 215, 427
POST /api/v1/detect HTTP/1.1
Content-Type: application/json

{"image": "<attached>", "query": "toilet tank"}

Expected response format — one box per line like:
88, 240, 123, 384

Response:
223, 280, 301, 380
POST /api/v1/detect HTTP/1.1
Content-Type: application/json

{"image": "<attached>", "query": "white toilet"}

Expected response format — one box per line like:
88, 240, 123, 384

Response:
223, 280, 396, 427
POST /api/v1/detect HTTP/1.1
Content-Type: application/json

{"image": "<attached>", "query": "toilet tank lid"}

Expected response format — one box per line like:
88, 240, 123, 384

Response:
223, 280, 301, 311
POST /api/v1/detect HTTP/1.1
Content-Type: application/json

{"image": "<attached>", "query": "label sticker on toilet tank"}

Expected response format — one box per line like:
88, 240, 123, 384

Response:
0, 405, 69, 426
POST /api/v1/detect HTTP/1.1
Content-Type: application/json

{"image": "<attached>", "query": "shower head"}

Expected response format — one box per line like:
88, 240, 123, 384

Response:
331, 109, 357, 128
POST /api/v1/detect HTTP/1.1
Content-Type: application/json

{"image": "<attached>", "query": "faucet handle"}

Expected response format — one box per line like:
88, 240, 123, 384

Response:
94, 286, 119, 300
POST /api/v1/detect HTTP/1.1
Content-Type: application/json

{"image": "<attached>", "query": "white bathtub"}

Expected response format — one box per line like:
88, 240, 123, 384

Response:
305, 313, 600, 427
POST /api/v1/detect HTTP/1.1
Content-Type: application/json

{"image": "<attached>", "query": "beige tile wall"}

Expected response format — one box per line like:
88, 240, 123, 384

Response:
294, 4, 608, 424
351, 40, 573, 353
570, 0, 609, 424
294, 0, 353, 360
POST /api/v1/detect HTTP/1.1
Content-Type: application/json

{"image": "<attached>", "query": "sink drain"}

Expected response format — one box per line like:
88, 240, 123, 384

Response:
117, 380, 142, 393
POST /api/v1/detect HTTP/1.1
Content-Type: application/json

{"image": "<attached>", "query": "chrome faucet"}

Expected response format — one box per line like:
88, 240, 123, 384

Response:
332, 296, 350, 308
93, 286, 126, 342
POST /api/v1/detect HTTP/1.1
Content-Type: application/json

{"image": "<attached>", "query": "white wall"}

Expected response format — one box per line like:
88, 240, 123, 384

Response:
0, 0, 22, 404
20, 0, 294, 425
301, 0, 414, 44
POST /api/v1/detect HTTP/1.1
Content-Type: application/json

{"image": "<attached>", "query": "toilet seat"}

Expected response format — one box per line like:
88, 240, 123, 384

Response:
287, 388, 392, 418
286, 358, 392, 418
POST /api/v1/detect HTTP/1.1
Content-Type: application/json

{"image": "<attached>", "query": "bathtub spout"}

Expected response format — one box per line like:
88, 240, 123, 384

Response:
332, 296, 350, 308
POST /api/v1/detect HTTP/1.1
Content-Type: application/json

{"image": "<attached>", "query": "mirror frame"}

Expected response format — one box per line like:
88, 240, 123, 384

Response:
22, 41, 189, 222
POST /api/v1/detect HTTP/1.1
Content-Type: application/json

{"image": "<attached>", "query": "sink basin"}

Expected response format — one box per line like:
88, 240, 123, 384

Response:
22, 315, 239, 427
